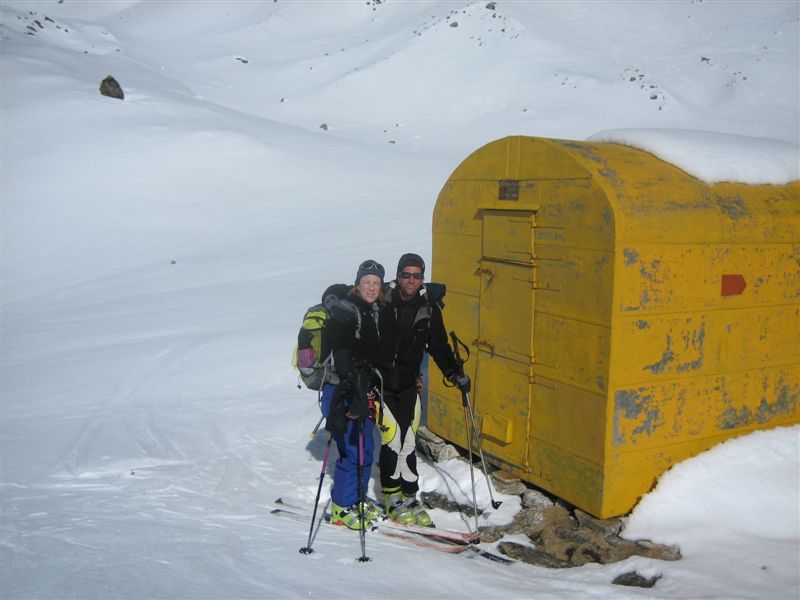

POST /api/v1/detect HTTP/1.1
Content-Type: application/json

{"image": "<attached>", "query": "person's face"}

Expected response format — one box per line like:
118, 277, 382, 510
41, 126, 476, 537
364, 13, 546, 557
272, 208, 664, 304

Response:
397, 266, 423, 300
356, 274, 382, 303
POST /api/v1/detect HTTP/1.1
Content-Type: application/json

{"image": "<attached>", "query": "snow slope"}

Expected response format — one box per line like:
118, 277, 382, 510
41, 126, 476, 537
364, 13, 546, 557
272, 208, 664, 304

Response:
1, 2, 798, 599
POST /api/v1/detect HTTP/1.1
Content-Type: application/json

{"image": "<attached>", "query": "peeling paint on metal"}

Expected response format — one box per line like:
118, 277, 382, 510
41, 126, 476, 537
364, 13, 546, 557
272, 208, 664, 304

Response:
672, 390, 687, 436
716, 381, 798, 430
640, 259, 663, 283
428, 395, 448, 421
632, 409, 662, 438
623, 248, 639, 266
676, 320, 705, 372
764, 381, 799, 421
717, 405, 753, 429
718, 196, 749, 220
643, 335, 675, 374
643, 321, 706, 375
613, 389, 661, 446
570, 200, 587, 212
636, 320, 650, 329
613, 390, 637, 446
596, 375, 606, 392
562, 142, 605, 167
598, 167, 621, 184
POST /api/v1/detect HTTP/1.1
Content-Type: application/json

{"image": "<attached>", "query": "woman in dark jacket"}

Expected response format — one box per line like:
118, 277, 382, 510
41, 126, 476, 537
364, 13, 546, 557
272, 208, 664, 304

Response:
322, 260, 395, 530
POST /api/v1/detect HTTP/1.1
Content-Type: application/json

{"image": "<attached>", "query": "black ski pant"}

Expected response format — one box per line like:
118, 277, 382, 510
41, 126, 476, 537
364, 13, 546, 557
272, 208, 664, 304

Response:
378, 384, 422, 496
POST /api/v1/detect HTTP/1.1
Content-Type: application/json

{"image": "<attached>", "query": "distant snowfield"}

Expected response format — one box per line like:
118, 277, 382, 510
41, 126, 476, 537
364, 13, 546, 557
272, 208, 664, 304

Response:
1, 1, 798, 599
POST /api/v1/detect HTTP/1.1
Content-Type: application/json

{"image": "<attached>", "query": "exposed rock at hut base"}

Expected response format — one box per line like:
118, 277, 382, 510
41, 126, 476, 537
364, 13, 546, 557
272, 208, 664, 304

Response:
415, 430, 680, 579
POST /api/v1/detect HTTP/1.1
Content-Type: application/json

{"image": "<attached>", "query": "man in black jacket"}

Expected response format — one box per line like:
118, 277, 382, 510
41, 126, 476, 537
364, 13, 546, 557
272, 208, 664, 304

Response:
379, 253, 470, 526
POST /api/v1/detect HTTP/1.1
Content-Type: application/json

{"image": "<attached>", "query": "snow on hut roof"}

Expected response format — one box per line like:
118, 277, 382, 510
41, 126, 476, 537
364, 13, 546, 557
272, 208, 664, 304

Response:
588, 129, 799, 185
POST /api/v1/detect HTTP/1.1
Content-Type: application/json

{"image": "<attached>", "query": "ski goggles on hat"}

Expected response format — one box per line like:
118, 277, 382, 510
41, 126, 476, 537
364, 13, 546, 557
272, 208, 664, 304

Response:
398, 272, 424, 280
360, 261, 382, 272
355, 260, 385, 283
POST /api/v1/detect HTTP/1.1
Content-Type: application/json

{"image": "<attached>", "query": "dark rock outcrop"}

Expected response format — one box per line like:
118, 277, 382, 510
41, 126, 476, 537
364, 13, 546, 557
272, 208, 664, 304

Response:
99, 76, 124, 100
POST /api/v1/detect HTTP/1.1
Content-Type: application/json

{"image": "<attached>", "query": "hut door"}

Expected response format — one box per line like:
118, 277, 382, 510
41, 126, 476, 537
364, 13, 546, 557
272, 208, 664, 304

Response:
473, 210, 535, 469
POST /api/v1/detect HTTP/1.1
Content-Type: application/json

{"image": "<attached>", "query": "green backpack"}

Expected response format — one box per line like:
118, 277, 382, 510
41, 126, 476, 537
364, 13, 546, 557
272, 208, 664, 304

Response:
293, 284, 357, 391
293, 303, 333, 391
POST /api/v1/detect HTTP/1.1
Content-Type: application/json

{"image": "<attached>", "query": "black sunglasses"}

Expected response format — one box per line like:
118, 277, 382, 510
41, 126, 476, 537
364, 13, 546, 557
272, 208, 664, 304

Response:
399, 272, 424, 280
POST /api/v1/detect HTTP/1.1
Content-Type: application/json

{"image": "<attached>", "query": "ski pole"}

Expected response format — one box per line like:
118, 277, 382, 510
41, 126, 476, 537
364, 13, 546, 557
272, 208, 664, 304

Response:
309, 414, 325, 438
310, 377, 330, 438
299, 432, 334, 555
450, 331, 502, 511
373, 368, 386, 432
357, 418, 371, 562
462, 397, 480, 533
462, 389, 502, 509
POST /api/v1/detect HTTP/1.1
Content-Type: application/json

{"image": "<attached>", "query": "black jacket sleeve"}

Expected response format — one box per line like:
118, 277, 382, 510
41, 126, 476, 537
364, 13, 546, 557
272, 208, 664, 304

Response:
427, 304, 458, 378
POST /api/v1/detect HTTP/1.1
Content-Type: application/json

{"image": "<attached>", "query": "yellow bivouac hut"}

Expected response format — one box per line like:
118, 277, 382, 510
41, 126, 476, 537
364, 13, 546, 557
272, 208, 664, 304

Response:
427, 135, 799, 519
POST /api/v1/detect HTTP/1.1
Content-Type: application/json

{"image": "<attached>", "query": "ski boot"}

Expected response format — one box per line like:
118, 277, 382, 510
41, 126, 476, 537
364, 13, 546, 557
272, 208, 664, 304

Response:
363, 497, 385, 522
402, 495, 434, 527
384, 488, 434, 527
330, 501, 377, 531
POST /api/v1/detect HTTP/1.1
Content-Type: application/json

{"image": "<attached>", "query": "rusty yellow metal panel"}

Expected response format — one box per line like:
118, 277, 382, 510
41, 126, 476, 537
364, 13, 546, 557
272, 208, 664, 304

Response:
428, 135, 800, 518
482, 210, 535, 264
477, 260, 533, 362
474, 353, 530, 466
611, 367, 798, 450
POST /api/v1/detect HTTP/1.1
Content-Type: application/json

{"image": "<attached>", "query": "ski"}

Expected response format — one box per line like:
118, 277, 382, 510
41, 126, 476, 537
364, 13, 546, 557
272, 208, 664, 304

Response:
271, 507, 466, 554
272, 498, 514, 564
275, 496, 479, 544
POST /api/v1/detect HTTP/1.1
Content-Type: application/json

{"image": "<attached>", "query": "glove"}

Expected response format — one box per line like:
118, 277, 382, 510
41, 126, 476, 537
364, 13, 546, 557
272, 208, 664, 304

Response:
345, 362, 375, 419
448, 372, 471, 393
348, 388, 371, 419
325, 382, 350, 435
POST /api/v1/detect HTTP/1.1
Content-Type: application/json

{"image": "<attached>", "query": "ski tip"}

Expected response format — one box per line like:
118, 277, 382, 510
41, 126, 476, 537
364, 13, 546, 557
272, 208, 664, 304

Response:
464, 546, 515, 564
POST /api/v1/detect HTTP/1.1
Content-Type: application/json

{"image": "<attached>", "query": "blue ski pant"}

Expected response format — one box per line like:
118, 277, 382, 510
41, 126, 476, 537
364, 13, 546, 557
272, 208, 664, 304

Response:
321, 383, 375, 507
